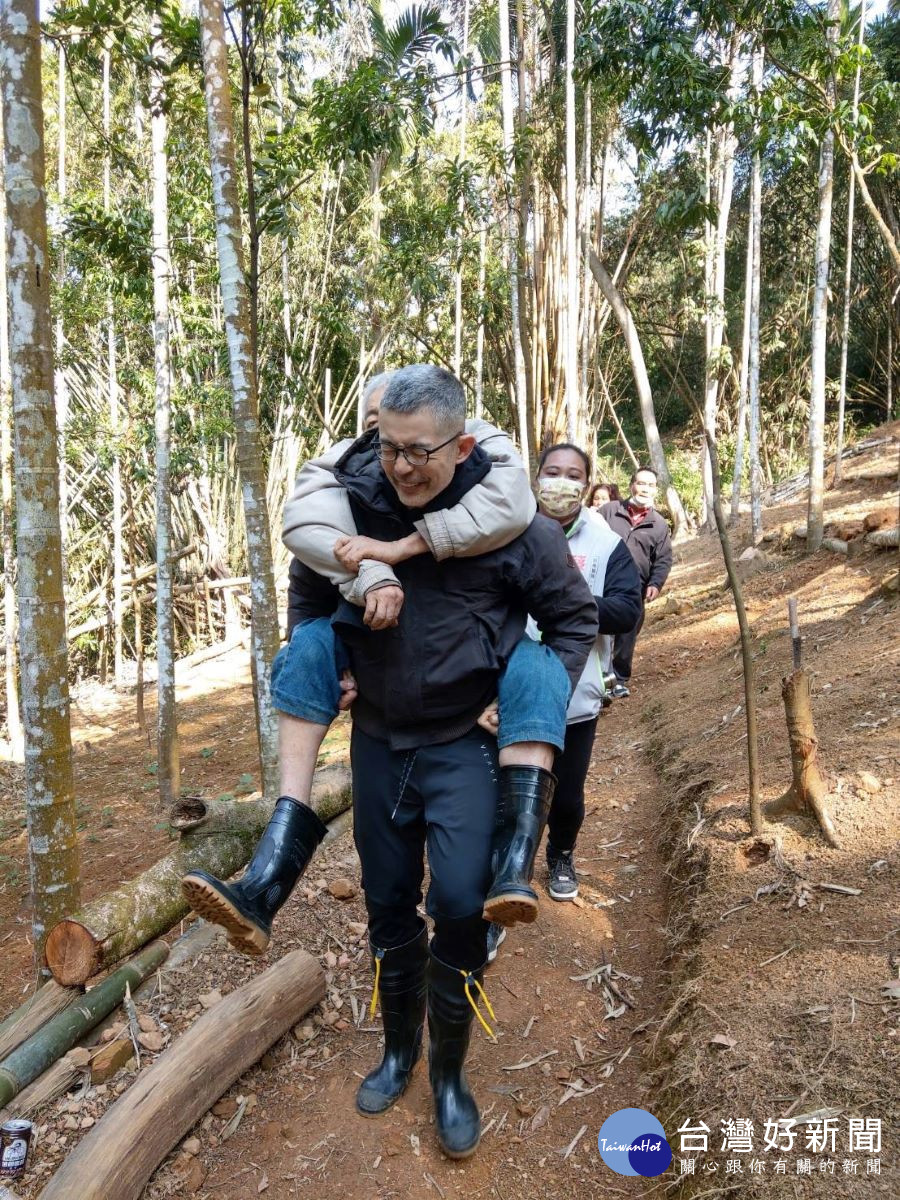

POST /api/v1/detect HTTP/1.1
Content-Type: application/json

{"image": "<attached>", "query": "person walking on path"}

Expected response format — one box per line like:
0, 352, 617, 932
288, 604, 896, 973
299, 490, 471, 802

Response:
479, 444, 641, 952
600, 466, 672, 697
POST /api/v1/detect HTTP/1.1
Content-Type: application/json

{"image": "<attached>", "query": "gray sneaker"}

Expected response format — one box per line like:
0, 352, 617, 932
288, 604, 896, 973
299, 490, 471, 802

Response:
486, 922, 507, 963
547, 848, 578, 901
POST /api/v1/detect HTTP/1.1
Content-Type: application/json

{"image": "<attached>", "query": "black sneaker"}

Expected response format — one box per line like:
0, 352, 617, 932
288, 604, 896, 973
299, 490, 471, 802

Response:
486, 922, 507, 963
547, 849, 578, 901
610, 682, 630, 699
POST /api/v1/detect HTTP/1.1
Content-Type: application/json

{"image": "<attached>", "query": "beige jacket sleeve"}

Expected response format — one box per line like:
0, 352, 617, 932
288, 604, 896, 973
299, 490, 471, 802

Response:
281, 440, 398, 607
414, 419, 536, 560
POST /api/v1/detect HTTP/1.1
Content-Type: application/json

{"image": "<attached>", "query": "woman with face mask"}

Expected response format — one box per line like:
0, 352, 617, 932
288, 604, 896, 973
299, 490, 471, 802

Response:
516, 444, 642, 910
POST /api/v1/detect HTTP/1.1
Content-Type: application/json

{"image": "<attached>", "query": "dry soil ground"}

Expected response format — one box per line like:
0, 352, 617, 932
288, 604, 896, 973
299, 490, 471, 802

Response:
0, 429, 897, 1199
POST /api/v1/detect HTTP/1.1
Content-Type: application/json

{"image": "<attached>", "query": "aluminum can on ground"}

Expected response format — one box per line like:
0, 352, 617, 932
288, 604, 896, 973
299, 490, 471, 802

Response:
0, 1120, 33, 1178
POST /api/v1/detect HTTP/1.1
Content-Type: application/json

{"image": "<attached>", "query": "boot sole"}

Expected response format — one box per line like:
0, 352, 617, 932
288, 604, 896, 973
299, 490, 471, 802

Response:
181, 875, 270, 957
438, 1134, 481, 1160
482, 893, 539, 925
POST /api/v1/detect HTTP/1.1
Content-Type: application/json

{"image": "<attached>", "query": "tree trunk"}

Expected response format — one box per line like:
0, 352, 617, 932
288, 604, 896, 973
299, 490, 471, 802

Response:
586, 243, 688, 534
149, 21, 179, 807
698, 419, 762, 837
199, 0, 280, 800
39, 949, 325, 1200
44, 766, 351, 986
0, 941, 168, 1111
563, 0, 578, 442
474, 225, 487, 419
702, 43, 741, 532
835, 1, 867, 485
452, 0, 470, 378
1, 0, 81, 964
54, 44, 68, 572
0, 117, 23, 762
499, 0, 531, 473
102, 48, 125, 688
807, 0, 840, 552
730, 198, 754, 526
748, 47, 764, 544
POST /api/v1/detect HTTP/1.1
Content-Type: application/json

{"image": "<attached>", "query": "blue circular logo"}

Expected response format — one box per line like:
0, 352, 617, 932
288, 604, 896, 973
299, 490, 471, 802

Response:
597, 1108, 672, 1177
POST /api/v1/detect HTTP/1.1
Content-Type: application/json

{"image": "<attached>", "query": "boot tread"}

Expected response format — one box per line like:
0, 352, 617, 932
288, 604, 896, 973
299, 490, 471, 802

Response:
181, 875, 270, 956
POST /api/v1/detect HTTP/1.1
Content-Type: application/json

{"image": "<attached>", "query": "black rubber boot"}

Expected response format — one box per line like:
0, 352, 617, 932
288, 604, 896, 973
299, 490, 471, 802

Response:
482, 765, 556, 926
356, 923, 428, 1116
427, 951, 487, 1160
181, 798, 327, 956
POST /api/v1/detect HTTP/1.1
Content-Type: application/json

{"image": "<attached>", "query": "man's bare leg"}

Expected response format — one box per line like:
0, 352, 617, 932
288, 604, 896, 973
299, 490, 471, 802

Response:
280, 712, 329, 803
497, 742, 553, 771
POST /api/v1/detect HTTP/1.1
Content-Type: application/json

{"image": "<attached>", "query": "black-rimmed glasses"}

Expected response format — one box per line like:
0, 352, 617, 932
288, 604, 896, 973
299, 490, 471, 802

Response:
373, 431, 463, 467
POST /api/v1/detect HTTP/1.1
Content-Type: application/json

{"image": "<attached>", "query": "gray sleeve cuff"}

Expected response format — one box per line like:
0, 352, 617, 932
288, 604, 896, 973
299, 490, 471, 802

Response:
339, 560, 400, 605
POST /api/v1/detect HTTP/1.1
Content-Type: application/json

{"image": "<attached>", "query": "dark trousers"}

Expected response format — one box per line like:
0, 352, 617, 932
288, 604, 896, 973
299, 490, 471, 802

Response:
612, 602, 646, 683
351, 725, 498, 970
548, 716, 599, 852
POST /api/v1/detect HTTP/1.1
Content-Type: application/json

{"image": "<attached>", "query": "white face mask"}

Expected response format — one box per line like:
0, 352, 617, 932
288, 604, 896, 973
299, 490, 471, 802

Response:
537, 476, 584, 518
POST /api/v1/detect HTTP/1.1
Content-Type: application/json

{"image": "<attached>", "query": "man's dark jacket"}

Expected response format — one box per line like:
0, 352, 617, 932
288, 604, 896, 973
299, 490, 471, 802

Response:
288, 437, 598, 750
599, 499, 673, 593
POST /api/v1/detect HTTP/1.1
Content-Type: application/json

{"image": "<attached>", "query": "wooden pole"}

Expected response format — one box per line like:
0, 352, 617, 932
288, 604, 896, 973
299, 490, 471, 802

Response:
39, 949, 325, 1200
788, 596, 801, 671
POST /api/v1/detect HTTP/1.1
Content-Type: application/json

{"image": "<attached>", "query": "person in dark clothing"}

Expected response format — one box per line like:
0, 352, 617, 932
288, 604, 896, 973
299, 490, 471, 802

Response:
600, 466, 673, 697
256, 367, 597, 1159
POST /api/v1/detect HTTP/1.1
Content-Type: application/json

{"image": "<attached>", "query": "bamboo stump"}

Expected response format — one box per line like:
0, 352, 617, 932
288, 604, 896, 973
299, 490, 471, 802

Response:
44, 765, 351, 986
766, 670, 840, 847
39, 949, 325, 1200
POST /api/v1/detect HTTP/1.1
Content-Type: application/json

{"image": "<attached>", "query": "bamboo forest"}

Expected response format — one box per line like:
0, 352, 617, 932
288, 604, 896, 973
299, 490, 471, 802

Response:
0, 0, 897, 1196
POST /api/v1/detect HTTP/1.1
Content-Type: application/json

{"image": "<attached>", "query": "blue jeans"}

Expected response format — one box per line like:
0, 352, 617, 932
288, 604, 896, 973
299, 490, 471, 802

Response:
270, 616, 569, 749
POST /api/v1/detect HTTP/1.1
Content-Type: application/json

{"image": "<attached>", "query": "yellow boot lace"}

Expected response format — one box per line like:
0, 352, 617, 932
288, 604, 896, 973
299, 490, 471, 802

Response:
459, 969, 497, 1039
368, 948, 385, 1018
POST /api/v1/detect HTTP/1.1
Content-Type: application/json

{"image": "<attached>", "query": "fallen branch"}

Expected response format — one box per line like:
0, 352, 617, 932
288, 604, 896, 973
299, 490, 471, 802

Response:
44, 766, 351, 986
39, 949, 325, 1200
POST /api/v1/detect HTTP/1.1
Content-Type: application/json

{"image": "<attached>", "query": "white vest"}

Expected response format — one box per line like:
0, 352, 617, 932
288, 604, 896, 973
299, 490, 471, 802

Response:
526, 506, 620, 723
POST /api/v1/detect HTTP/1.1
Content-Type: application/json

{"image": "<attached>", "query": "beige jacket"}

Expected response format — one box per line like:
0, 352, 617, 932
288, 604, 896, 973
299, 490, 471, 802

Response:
282, 420, 536, 605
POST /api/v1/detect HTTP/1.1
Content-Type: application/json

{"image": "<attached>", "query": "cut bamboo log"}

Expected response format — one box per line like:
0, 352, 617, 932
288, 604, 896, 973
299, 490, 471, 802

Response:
44, 767, 351, 986
0, 942, 167, 1110
0, 1053, 83, 1123
0, 981, 81, 1060
39, 949, 325, 1200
